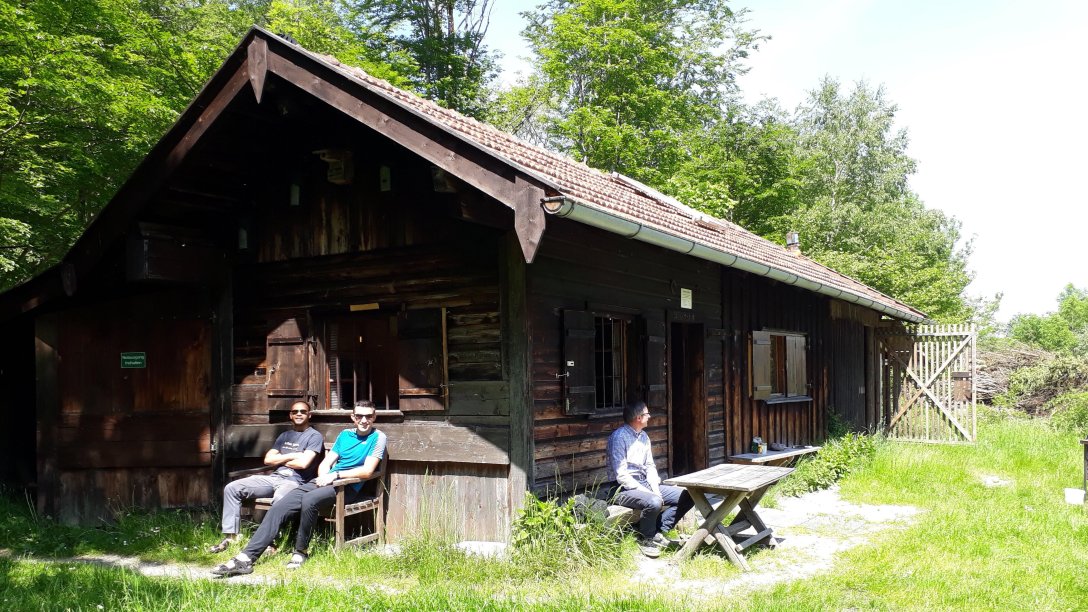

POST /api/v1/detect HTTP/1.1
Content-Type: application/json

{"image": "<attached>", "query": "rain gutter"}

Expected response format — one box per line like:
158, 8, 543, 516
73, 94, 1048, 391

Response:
541, 196, 924, 323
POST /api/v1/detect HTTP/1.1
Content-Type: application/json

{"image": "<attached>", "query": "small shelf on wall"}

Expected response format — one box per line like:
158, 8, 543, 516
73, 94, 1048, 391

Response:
762, 395, 813, 406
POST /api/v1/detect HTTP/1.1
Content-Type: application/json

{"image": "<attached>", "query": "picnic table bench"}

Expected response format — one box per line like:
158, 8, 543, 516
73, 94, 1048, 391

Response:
664, 463, 793, 570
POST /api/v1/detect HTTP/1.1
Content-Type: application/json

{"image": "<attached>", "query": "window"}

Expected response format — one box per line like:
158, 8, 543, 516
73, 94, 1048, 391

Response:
323, 315, 399, 410
264, 309, 447, 413
594, 316, 628, 411
562, 309, 636, 415
750, 330, 808, 401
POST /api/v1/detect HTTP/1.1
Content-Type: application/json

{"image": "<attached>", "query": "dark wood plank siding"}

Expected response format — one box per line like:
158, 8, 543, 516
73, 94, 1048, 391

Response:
529, 219, 878, 494
528, 220, 723, 493
37, 290, 213, 523
227, 168, 512, 540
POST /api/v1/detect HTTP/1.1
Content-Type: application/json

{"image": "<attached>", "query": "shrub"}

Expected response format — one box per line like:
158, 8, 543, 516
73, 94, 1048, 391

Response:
996, 353, 1088, 414
510, 493, 625, 577
776, 432, 881, 497
1048, 391, 1088, 436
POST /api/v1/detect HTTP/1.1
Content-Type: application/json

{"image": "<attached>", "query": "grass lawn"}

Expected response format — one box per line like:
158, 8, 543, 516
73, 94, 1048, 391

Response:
0, 414, 1085, 609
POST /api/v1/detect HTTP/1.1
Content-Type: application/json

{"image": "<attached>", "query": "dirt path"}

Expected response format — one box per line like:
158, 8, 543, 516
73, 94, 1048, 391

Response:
632, 485, 922, 600
1, 486, 921, 597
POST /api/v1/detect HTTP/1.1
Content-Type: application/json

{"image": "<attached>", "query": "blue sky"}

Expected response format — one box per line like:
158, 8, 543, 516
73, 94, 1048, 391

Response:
486, 0, 1088, 320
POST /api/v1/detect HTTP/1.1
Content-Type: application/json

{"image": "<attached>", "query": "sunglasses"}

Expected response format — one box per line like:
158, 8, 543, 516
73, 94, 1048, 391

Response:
352, 413, 375, 421
289, 409, 309, 415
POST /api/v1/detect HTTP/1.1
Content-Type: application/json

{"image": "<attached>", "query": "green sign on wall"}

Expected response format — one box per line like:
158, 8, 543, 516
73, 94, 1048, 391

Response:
120, 352, 147, 369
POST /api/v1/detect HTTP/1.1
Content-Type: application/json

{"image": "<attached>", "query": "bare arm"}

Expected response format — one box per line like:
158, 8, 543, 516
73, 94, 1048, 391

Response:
263, 448, 313, 467
312, 451, 340, 486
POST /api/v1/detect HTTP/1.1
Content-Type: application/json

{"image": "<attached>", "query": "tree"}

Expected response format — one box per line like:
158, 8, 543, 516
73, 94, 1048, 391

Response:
1009, 284, 1088, 354
783, 79, 972, 320
353, 0, 499, 116
518, 0, 761, 186
0, 0, 201, 286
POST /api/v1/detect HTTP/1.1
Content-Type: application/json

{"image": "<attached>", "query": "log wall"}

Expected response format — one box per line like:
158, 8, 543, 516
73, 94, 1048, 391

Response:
226, 157, 514, 541
36, 289, 213, 523
529, 219, 874, 494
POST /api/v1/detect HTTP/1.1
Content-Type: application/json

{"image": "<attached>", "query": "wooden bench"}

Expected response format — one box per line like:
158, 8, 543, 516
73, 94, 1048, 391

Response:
229, 449, 386, 549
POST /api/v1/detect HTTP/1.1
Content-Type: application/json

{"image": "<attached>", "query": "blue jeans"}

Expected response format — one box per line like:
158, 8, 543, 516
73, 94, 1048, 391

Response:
613, 484, 694, 539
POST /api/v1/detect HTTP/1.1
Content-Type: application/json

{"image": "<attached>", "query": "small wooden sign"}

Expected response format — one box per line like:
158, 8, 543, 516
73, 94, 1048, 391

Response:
120, 352, 147, 369
680, 287, 693, 309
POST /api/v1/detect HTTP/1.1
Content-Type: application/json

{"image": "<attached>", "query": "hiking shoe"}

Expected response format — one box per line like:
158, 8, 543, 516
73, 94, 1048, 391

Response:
637, 538, 661, 558
286, 551, 308, 570
210, 556, 253, 577
651, 533, 671, 548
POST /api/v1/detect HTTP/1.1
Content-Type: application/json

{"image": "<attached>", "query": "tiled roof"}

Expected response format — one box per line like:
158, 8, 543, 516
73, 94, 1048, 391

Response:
293, 40, 924, 322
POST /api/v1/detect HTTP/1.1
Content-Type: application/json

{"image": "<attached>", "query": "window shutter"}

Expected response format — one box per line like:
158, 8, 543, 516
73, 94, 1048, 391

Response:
786, 335, 808, 396
267, 317, 311, 398
644, 319, 667, 410
562, 309, 596, 415
750, 331, 773, 400
398, 308, 447, 412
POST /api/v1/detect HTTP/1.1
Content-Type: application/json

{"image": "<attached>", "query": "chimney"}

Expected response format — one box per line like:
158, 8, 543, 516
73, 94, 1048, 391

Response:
785, 231, 801, 254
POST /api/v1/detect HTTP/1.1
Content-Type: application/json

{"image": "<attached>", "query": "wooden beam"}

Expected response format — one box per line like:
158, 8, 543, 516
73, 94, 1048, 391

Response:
263, 45, 550, 262
247, 37, 268, 104
501, 232, 533, 515
63, 56, 253, 280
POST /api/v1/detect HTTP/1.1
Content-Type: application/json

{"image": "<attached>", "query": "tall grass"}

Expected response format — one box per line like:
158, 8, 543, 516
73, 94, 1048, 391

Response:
744, 415, 1088, 609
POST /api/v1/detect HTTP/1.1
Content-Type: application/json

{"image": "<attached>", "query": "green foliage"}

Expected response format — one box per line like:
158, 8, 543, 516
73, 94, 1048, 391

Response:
519, 0, 762, 186
358, 0, 499, 116
996, 353, 1088, 413
776, 432, 881, 497
1048, 391, 1088, 435
1009, 284, 1088, 354
510, 492, 625, 577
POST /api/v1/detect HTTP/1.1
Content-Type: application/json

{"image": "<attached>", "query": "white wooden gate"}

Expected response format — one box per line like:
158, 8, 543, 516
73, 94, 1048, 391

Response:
878, 324, 976, 443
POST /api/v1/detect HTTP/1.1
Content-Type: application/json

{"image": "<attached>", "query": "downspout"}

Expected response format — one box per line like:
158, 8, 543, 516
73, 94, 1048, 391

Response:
541, 196, 924, 323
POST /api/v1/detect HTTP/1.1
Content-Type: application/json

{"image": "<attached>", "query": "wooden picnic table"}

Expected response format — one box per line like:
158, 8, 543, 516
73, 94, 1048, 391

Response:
663, 463, 793, 570
730, 445, 821, 467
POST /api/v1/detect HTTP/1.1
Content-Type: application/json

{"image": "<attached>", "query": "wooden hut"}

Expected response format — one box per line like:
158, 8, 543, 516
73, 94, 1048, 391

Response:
0, 29, 924, 536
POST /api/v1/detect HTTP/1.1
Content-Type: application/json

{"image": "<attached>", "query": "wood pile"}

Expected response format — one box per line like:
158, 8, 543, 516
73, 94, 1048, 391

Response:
975, 344, 1049, 404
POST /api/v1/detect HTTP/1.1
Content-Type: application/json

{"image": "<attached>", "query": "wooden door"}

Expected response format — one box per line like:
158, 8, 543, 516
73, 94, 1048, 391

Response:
669, 322, 707, 475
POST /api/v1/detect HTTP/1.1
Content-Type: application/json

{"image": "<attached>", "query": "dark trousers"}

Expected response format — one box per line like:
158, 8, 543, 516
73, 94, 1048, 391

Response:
241, 481, 362, 560
613, 484, 694, 539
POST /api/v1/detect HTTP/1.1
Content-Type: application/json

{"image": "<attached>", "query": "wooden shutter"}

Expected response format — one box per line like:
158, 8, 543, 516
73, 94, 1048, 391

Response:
786, 334, 808, 396
562, 309, 596, 415
398, 308, 447, 412
267, 317, 310, 398
750, 331, 773, 400
644, 319, 667, 410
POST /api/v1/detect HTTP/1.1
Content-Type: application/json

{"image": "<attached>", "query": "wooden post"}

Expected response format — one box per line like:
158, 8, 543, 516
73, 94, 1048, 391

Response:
501, 232, 532, 526
210, 270, 234, 498
34, 315, 60, 518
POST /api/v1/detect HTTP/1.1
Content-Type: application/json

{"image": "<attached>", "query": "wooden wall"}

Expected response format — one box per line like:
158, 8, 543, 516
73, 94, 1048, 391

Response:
529, 219, 877, 494
36, 289, 212, 524
224, 149, 515, 541
528, 219, 725, 493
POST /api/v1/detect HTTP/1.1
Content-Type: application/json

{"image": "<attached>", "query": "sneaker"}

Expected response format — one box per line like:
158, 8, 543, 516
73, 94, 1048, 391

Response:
286, 551, 308, 570
637, 538, 661, 558
210, 556, 253, 577
654, 532, 683, 548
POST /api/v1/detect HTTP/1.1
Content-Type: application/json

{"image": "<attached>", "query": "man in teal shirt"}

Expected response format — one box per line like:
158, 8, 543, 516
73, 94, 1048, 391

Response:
212, 400, 386, 575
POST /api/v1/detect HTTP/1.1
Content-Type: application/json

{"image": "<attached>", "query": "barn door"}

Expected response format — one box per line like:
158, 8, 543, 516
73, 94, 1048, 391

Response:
878, 324, 976, 443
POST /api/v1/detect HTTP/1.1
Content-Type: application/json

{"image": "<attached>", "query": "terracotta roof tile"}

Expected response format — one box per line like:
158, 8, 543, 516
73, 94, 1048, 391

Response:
301, 45, 924, 321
